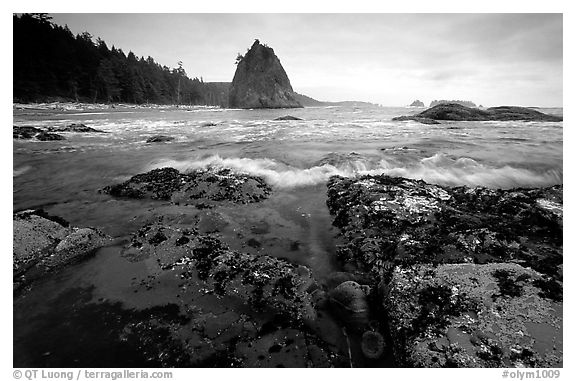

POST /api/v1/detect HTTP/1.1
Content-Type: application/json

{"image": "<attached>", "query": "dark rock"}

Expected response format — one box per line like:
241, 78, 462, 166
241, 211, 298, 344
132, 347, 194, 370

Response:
145, 135, 175, 143
201, 122, 217, 127
485, 106, 563, 121
325, 174, 563, 367
274, 115, 303, 121
13, 126, 43, 139
47, 123, 107, 133
393, 103, 562, 122
102, 167, 272, 206
328, 281, 370, 328
123, 223, 317, 322
229, 40, 302, 109
409, 100, 425, 107
35, 131, 66, 141
115, 221, 344, 367
361, 331, 386, 359
13, 126, 65, 141
327, 175, 562, 281
13, 210, 110, 292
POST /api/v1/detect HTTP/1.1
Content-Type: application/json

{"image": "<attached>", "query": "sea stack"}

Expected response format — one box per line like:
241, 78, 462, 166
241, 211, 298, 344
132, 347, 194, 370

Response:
229, 39, 302, 109
409, 100, 425, 107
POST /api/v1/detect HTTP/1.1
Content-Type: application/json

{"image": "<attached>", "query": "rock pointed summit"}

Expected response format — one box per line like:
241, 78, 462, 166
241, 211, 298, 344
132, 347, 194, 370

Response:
229, 40, 302, 109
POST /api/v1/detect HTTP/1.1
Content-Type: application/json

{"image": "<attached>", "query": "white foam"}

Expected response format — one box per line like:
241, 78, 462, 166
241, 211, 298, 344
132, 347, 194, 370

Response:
146, 153, 561, 190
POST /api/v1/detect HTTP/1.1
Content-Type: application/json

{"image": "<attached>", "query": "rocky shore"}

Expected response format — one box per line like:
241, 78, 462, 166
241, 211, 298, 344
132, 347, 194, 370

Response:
325, 174, 562, 367
14, 166, 563, 367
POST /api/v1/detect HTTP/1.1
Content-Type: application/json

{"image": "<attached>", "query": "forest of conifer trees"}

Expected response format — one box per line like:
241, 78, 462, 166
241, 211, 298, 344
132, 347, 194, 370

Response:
13, 13, 230, 106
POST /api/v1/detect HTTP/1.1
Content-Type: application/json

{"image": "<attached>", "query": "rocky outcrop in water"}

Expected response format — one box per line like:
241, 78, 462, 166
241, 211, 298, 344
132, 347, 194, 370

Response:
13, 126, 65, 141
229, 40, 302, 109
430, 100, 477, 108
102, 167, 272, 208
326, 175, 562, 367
393, 103, 563, 122
47, 123, 107, 133
409, 100, 425, 107
274, 115, 303, 121
145, 135, 175, 143
13, 209, 111, 293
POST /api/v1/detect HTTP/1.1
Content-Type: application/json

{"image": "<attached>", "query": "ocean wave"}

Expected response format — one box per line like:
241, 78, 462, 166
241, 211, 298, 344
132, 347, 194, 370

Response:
147, 153, 562, 189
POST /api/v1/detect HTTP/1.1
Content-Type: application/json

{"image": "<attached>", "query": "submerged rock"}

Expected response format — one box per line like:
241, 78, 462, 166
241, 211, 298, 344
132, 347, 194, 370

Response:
274, 115, 303, 121
229, 40, 302, 109
13, 210, 110, 292
326, 174, 562, 367
145, 135, 175, 143
102, 167, 272, 207
115, 221, 345, 367
361, 331, 386, 359
122, 222, 317, 321
393, 103, 562, 122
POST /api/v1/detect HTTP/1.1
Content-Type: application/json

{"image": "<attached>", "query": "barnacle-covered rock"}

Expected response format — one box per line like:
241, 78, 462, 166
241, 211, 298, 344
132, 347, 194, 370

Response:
326, 174, 562, 367
13, 209, 110, 292
102, 167, 272, 207
123, 222, 317, 322
384, 263, 562, 367
326, 175, 562, 282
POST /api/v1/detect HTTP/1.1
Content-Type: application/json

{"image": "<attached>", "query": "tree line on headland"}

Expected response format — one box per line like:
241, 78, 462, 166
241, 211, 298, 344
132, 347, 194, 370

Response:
13, 13, 230, 106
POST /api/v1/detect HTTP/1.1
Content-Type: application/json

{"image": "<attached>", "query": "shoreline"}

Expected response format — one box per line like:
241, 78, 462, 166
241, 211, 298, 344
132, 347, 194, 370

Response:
13, 167, 563, 368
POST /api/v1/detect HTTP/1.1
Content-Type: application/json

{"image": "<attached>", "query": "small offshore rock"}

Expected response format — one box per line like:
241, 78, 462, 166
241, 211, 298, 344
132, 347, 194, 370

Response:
13, 126, 43, 139
35, 131, 66, 141
409, 100, 425, 107
146, 135, 175, 143
47, 123, 107, 133
274, 115, 303, 121
393, 103, 562, 122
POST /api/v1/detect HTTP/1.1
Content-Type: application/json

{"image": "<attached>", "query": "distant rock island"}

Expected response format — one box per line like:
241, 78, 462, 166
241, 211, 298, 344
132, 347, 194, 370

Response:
229, 40, 302, 109
430, 99, 477, 108
409, 100, 425, 107
393, 103, 562, 122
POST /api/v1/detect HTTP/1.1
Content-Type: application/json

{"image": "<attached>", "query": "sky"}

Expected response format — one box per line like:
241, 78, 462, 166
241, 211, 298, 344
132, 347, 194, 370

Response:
49, 13, 563, 107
